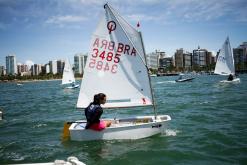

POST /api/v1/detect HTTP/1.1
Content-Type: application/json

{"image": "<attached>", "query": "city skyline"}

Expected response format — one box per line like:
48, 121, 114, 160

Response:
0, 0, 247, 66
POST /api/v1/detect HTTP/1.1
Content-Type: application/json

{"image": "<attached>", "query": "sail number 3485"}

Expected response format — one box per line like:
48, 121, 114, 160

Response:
88, 48, 121, 73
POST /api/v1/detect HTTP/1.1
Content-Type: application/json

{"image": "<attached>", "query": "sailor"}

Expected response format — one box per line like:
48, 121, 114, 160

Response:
227, 74, 234, 81
72, 82, 75, 87
85, 93, 111, 131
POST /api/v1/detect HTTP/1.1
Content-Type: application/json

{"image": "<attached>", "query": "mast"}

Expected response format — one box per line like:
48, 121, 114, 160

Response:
139, 31, 158, 119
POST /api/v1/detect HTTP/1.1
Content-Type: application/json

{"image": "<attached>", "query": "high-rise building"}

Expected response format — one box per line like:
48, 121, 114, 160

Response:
17, 64, 29, 75
175, 49, 184, 69
205, 51, 216, 71
206, 52, 215, 65
31, 64, 42, 76
157, 51, 166, 68
192, 46, 208, 67
146, 52, 159, 69
184, 53, 192, 70
49, 60, 57, 74
74, 53, 87, 74
6, 55, 17, 75
211, 56, 216, 64
0, 66, 5, 76
41, 65, 46, 74
233, 42, 247, 72
74, 55, 80, 74
45, 64, 50, 74
174, 48, 192, 70
162, 57, 173, 69
57, 60, 65, 74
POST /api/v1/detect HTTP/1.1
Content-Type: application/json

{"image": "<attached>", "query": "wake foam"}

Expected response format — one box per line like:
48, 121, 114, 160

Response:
161, 129, 180, 137
156, 81, 176, 84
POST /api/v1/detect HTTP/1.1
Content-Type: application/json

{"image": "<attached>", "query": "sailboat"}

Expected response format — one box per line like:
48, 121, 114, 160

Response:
64, 4, 171, 141
16, 82, 24, 86
62, 58, 79, 89
175, 75, 195, 82
214, 37, 240, 83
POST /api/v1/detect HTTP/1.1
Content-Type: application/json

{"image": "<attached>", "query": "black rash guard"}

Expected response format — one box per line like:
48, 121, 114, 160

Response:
85, 103, 103, 129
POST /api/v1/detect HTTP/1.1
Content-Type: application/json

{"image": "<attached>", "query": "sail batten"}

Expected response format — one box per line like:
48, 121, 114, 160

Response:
76, 4, 152, 109
214, 37, 235, 75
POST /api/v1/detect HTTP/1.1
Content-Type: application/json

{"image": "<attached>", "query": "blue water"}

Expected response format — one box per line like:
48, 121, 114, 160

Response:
0, 75, 247, 164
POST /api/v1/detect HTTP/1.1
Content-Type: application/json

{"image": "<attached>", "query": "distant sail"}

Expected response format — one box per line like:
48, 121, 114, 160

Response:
214, 37, 235, 75
76, 4, 152, 108
62, 58, 75, 85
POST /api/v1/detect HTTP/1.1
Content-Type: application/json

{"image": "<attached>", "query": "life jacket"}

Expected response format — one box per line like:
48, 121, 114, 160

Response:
85, 103, 101, 123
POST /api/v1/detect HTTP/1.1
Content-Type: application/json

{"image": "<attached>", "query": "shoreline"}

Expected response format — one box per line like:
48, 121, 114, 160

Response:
0, 77, 82, 83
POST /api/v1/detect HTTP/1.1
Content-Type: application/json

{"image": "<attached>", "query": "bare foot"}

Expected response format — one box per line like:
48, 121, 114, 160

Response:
105, 121, 112, 127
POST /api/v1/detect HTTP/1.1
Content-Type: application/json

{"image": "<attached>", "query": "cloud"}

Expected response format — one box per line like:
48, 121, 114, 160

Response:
76, 0, 104, 5
234, 5, 247, 22
0, 0, 246, 30
164, 0, 247, 22
1, 0, 246, 28
85, 0, 247, 24
25, 60, 34, 69
45, 15, 87, 25
127, 14, 161, 22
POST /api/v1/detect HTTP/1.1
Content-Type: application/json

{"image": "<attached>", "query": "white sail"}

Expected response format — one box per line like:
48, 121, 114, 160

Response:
77, 4, 152, 108
62, 58, 75, 85
214, 37, 235, 75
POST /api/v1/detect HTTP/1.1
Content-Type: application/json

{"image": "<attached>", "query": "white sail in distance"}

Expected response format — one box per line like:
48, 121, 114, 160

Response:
62, 58, 75, 85
77, 4, 152, 108
214, 37, 235, 75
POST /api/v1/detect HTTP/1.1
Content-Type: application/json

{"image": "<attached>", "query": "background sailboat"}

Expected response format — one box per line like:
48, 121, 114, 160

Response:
214, 37, 240, 83
0, 110, 2, 120
64, 4, 171, 141
175, 75, 195, 82
62, 58, 79, 89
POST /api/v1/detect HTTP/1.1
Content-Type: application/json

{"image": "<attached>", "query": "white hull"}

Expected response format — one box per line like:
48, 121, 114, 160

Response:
175, 77, 194, 82
66, 84, 79, 89
220, 78, 240, 83
69, 115, 171, 141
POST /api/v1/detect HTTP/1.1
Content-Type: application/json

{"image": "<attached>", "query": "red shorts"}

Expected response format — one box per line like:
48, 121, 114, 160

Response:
89, 120, 106, 131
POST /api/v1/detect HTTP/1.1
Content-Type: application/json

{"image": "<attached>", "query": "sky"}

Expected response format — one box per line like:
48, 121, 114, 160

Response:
0, 0, 247, 66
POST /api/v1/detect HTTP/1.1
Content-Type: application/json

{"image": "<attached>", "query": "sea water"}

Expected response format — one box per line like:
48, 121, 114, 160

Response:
0, 75, 247, 164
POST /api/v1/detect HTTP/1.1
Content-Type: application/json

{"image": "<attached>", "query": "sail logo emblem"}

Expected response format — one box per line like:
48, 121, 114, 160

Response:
107, 21, 116, 34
